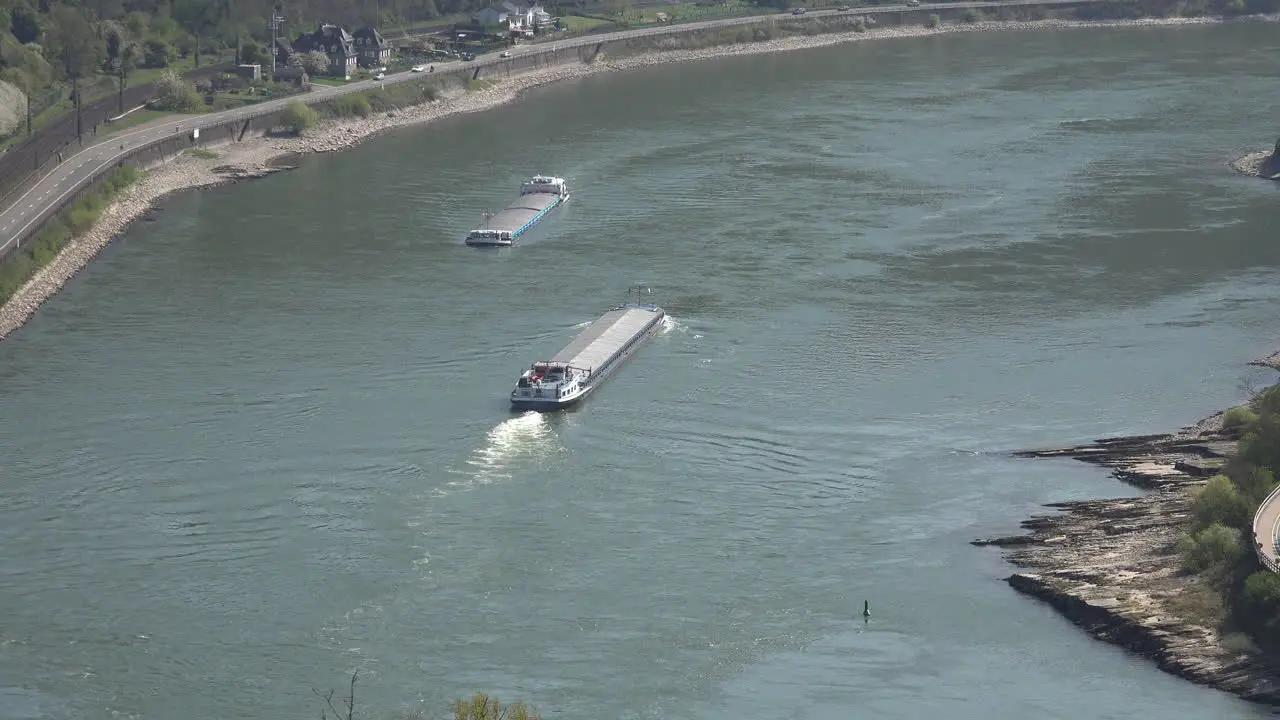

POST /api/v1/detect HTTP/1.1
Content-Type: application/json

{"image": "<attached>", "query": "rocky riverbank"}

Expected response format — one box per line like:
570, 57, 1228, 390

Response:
974, 403, 1280, 703
3, 13, 1278, 340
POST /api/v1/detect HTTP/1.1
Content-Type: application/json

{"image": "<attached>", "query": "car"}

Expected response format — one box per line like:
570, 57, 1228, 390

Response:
500, 50, 512, 58
411, 65, 426, 72
906, 0, 920, 5
792, 6, 806, 13
373, 72, 385, 80
839, 4, 851, 9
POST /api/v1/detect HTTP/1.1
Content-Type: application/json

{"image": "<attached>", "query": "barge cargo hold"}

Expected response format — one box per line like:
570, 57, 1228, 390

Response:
511, 288, 664, 412
465, 176, 570, 247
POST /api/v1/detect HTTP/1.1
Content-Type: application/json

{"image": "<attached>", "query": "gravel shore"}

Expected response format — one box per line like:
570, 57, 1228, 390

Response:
1, 13, 1274, 341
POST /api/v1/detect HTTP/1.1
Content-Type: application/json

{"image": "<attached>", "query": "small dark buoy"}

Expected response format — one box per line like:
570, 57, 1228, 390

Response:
863, 600, 870, 620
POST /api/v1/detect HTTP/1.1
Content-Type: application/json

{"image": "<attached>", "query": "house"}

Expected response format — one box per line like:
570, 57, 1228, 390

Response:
352, 27, 391, 68
527, 5, 553, 28
472, 3, 515, 27
291, 24, 358, 78
270, 66, 310, 88
274, 37, 296, 68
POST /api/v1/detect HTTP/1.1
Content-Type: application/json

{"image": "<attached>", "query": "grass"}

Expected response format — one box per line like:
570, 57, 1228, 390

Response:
101, 109, 173, 136
557, 14, 616, 32
187, 147, 220, 159
0, 165, 142, 306
312, 78, 444, 120
310, 77, 352, 87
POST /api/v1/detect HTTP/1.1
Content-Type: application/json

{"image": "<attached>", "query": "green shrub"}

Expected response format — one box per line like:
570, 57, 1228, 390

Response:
926, 14, 941, 27
454, 694, 540, 720
1190, 474, 1252, 531
278, 100, 318, 135
1224, 405, 1259, 433
1244, 571, 1280, 614
1179, 522, 1245, 580
332, 93, 371, 118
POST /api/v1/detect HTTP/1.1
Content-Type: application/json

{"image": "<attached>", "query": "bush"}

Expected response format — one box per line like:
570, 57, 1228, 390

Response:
152, 69, 201, 112
455, 694, 541, 720
332, 94, 371, 118
1244, 571, 1280, 614
1190, 474, 1252, 531
926, 13, 941, 27
1179, 523, 1245, 581
962, 8, 983, 21
1224, 405, 1259, 433
279, 100, 318, 135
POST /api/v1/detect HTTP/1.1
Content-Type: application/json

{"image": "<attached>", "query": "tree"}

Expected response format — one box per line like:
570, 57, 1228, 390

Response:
143, 38, 173, 68
45, 5, 105, 142
290, 49, 328, 75
152, 69, 201, 111
173, 0, 222, 68
241, 41, 262, 65
10, 5, 40, 44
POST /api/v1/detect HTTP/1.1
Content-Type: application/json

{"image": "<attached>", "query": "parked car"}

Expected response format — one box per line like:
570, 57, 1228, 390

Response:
792, 6, 806, 13
500, 50, 512, 58
373, 72, 385, 80
906, 0, 920, 5
839, 4, 851, 9
411, 65, 426, 72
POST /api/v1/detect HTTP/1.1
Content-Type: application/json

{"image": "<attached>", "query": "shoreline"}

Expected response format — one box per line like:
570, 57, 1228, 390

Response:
1, 13, 1277, 340
974, 380, 1280, 704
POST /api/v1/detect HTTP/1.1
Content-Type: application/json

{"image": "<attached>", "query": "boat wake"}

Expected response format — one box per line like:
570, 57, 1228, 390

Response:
444, 412, 561, 492
661, 315, 687, 334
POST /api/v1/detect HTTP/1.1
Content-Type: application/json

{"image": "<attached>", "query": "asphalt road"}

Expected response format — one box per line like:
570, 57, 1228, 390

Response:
0, 0, 1099, 259
1254, 486, 1280, 571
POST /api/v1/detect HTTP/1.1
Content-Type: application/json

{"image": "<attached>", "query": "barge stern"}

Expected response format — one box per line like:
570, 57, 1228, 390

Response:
511, 288, 664, 411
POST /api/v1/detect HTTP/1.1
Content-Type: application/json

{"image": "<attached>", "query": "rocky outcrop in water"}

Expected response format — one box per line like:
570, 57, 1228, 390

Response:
975, 411, 1280, 704
1232, 138, 1280, 181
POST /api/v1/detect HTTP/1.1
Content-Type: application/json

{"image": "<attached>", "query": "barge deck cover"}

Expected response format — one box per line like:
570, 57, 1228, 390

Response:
551, 307, 661, 371
485, 193, 561, 234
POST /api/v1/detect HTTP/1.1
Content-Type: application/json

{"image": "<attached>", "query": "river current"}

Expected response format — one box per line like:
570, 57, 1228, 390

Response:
2, 21, 1280, 720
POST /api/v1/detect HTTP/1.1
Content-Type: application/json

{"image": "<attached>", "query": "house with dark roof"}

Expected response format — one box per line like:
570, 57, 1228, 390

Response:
472, 1, 524, 27
352, 27, 391, 68
291, 24, 358, 78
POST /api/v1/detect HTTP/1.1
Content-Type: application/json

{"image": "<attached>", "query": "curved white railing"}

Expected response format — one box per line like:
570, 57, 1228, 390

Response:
1252, 483, 1280, 572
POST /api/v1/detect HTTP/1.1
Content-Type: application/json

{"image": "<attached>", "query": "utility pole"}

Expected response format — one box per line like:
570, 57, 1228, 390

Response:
268, 9, 285, 74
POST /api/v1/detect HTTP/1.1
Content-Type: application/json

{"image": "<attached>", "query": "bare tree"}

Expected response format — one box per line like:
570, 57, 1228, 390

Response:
314, 670, 358, 720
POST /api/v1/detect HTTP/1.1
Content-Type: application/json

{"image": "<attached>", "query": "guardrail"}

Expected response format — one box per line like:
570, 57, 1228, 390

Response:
1252, 483, 1280, 572
0, 0, 1118, 265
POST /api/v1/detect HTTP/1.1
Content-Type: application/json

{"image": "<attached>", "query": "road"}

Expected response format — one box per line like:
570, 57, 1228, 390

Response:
1253, 485, 1280, 571
0, 0, 1100, 259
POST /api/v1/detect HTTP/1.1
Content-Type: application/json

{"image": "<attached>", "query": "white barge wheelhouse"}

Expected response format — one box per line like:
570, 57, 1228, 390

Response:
465, 175, 570, 247
511, 288, 664, 411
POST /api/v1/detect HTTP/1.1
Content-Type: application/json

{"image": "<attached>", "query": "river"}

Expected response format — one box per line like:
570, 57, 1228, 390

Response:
2, 21, 1279, 720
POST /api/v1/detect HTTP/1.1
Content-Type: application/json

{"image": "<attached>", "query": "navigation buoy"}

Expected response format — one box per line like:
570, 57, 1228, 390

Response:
863, 600, 871, 620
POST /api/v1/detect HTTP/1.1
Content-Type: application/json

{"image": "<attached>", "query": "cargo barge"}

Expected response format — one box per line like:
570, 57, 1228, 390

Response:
465, 176, 570, 247
511, 288, 664, 412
